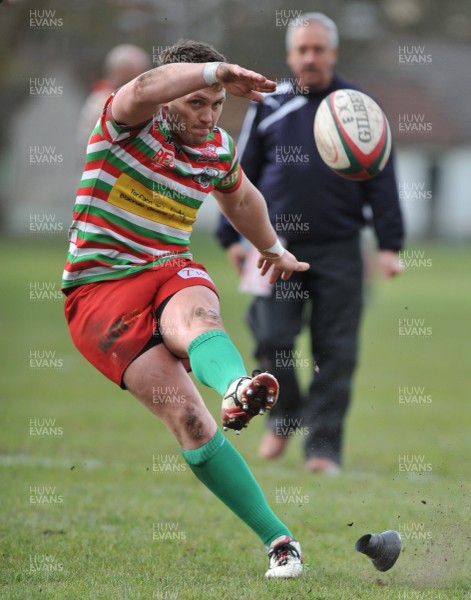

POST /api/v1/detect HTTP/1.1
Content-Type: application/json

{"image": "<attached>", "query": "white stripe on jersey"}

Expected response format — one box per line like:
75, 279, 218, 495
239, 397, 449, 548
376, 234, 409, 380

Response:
74, 196, 193, 241
62, 263, 139, 282
105, 118, 132, 142
87, 140, 111, 153
62, 251, 191, 282
82, 168, 117, 186
67, 245, 147, 264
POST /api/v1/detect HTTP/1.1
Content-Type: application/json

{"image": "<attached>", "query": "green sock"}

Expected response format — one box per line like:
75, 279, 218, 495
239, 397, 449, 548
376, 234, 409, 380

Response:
188, 330, 247, 395
182, 429, 292, 546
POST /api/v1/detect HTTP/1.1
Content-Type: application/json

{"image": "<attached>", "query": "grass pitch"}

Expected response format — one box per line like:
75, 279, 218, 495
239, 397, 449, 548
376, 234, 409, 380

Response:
1, 235, 470, 600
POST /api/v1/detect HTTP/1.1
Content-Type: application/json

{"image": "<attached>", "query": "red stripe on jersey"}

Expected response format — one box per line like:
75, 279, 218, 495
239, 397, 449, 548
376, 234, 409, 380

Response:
84, 159, 106, 171
83, 159, 123, 180
117, 137, 155, 167
89, 131, 104, 144
100, 161, 125, 179
77, 187, 109, 202
73, 211, 188, 252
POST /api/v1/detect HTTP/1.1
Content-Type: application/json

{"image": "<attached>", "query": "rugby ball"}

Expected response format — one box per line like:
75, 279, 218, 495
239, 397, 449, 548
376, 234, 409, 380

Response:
314, 89, 391, 181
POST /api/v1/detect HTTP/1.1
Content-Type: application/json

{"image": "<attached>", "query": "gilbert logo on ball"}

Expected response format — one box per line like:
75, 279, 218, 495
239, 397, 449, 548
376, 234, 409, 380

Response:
314, 89, 391, 181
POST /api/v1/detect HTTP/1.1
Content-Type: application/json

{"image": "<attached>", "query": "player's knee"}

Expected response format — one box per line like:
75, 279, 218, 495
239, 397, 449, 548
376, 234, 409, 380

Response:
190, 304, 223, 331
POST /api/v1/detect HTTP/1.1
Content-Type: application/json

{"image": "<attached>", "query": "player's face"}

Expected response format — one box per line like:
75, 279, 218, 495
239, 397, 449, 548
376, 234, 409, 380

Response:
164, 87, 226, 146
286, 23, 338, 92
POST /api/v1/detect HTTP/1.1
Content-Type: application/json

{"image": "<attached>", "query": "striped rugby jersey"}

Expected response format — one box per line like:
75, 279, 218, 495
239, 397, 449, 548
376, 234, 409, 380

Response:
62, 95, 242, 290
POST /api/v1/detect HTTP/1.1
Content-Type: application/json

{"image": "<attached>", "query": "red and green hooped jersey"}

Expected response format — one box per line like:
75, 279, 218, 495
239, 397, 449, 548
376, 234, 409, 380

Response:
61, 95, 242, 290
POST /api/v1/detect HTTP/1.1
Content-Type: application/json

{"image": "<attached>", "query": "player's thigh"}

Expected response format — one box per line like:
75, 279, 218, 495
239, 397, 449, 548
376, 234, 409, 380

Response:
159, 285, 223, 355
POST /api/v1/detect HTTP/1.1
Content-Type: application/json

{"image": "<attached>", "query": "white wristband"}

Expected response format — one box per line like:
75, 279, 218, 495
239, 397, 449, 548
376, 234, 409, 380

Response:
203, 62, 222, 86
260, 239, 285, 259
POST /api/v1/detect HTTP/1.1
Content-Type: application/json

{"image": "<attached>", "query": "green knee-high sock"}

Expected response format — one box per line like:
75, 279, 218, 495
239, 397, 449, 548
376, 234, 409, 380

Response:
188, 330, 247, 395
182, 429, 293, 546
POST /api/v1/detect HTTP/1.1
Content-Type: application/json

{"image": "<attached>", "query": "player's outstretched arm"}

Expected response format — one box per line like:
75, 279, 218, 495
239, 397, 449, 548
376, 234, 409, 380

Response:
213, 177, 310, 284
214, 63, 276, 102
112, 62, 276, 126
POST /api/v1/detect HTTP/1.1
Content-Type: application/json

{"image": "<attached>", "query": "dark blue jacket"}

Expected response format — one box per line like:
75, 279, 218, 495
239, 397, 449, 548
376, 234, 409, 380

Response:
216, 74, 404, 250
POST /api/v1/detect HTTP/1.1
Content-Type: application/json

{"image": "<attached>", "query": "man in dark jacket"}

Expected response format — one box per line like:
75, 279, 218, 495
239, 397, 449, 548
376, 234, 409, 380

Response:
217, 12, 404, 473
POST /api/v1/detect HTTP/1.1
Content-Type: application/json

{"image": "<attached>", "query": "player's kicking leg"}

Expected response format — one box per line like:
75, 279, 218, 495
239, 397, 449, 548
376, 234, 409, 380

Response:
123, 344, 302, 577
158, 285, 280, 434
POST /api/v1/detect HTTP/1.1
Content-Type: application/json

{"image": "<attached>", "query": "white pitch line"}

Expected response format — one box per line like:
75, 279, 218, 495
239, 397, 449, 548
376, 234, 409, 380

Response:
0, 454, 103, 469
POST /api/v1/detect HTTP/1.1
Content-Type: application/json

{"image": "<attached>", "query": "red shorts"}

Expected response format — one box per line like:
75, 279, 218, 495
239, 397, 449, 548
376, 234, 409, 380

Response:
63, 260, 218, 388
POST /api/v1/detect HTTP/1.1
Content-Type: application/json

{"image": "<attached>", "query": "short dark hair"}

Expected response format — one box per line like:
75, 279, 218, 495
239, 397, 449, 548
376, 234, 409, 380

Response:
158, 39, 226, 66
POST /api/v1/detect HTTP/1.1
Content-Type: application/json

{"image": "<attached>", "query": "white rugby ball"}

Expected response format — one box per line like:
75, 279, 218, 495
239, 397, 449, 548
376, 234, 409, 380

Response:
314, 89, 391, 181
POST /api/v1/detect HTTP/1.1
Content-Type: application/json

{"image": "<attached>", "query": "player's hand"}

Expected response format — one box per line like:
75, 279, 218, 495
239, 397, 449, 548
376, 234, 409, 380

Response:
378, 250, 403, 279
257, 250, 310, 284
216, 64, 276, 102
226, 242, 247, 274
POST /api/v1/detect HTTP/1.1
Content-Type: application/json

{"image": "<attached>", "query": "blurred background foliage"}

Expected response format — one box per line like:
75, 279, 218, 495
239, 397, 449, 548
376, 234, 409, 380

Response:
2, 0, 471, 126
0, 0, 470, 239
